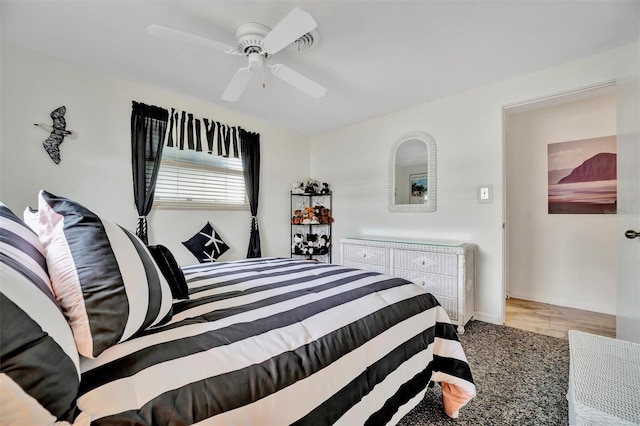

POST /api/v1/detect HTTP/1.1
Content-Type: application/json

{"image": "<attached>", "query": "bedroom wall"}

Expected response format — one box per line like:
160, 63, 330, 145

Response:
0, 42, 310, 265
506, 93, 617, 314
309, 42, 638, 325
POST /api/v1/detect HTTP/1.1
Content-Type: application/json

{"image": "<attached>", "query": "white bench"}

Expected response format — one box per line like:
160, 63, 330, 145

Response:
568, 330, 640, 425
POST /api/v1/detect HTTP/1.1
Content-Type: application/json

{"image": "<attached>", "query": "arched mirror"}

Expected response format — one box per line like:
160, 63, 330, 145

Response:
388, 131, 437, 212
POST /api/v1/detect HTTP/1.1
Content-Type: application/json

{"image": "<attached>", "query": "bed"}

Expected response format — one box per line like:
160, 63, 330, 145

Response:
1, 191, 476, 425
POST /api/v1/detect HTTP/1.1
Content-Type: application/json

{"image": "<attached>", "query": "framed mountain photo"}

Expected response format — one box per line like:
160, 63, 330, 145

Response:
547, 135, 616, 214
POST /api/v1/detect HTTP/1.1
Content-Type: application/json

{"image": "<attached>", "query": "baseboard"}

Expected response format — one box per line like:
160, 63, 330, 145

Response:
507, 292, 615, 316
472, 312, 502, 325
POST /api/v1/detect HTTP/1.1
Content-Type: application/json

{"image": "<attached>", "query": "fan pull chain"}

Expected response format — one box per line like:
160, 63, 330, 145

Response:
262, 66, 266, 88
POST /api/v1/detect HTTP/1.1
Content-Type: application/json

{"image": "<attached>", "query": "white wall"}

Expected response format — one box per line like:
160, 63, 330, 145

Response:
309, 42, 638, 325
506, 94, 617, 314
3, 41, 637, 325
0, 42, 310, 264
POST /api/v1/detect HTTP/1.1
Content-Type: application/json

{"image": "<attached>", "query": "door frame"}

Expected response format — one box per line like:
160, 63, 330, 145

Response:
500, 80, 617, 324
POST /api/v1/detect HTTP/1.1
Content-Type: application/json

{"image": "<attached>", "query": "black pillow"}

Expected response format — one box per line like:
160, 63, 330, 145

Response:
148, 245, 189, 300
182, 222, 230, 263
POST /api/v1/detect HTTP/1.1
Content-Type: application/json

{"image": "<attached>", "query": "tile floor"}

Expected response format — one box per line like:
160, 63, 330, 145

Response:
504, 297, 616, 339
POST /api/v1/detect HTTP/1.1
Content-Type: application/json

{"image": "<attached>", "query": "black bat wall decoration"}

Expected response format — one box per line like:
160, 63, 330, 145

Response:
35, 106, 73, 164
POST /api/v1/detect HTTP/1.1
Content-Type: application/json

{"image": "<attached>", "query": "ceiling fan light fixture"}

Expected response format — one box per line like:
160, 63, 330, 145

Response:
248, 52, 264, 68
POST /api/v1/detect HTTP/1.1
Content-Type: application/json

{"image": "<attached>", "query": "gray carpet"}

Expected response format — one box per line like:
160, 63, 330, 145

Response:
398, 321, 570, 425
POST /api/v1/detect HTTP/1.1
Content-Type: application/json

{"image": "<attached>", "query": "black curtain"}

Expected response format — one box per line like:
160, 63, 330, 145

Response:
240, 129, 261, 258
131, 101, 169, 244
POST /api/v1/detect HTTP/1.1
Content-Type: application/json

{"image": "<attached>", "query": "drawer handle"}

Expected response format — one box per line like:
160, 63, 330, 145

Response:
421, 260, 425, 265
362, 253, 367, 258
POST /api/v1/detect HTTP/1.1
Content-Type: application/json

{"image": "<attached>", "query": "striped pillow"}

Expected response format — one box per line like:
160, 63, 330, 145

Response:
148, 244, 189, 299
0, 202, 81, 424
34, 190, 173, 358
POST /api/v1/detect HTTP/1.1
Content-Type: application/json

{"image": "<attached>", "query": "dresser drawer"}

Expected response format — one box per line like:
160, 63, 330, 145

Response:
393, 249, 457, 276
394, 269, 458, 298
342, 244, 390, 267
342, 260, 390, 276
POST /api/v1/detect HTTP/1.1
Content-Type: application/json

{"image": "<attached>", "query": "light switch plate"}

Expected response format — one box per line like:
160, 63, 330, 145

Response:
477, 184, 493, 204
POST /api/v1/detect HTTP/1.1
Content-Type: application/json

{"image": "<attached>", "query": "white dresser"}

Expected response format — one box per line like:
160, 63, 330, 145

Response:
340, 237, 477, 333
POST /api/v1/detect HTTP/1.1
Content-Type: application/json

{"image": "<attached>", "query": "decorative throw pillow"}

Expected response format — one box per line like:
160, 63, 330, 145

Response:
0, 202, 81, 424
182, 222, 230, 263
33, 190, 173, 358
148, 244, 189, 299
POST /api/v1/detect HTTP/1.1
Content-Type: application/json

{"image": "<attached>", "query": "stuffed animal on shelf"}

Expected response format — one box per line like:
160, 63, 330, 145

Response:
291, 209, 303, 225
292, 232, 330, 257
320, 182, 331, 195
320, 207, 334, 224
316, 234, 330, 255
306, 234, 318, 254
302, 206, 319, 224
292, 233, 306, 254
291, 181, 305, 194
304, 178, 320, 194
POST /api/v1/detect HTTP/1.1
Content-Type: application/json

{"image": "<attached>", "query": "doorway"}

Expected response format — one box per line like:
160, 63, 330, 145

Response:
503, 83, 618, 336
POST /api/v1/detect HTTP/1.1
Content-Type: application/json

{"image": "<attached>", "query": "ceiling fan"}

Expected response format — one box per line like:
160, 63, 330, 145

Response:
147, 7, 327, 102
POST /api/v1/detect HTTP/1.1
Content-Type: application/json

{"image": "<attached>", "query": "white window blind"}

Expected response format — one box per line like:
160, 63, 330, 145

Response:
154, 146, 248, 209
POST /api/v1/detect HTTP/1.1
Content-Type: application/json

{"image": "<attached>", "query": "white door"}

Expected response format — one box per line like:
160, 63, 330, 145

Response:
616, 45, 640, 343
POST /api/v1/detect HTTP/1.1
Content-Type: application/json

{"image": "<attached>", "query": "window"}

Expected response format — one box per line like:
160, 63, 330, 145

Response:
154, 146, 248, 209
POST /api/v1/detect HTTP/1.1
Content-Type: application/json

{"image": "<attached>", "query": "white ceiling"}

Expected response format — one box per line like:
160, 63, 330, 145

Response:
1, 1, 638, 136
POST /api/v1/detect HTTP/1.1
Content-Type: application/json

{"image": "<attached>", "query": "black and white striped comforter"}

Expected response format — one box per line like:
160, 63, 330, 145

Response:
76, 258, 475, 425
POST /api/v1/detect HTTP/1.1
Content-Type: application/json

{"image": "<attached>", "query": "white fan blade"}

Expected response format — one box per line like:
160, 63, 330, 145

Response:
262, 8, 318, 55
147, 25, 239, 55
270, 64, 327, 99
222, 67, 254, 101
